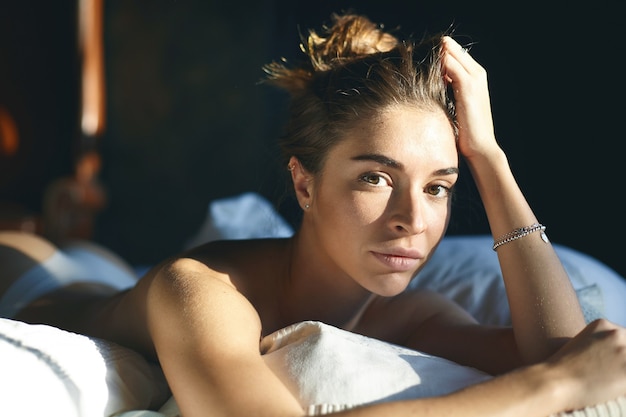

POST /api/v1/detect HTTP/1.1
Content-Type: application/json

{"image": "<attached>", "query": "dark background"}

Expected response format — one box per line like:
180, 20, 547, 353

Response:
1, 1, 624, 279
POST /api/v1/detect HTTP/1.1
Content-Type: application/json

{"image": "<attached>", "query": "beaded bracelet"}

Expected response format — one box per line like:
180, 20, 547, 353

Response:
492, 223, 548, 251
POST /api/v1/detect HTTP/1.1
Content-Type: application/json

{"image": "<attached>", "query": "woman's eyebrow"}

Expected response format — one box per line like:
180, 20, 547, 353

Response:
351, 154, 459, 177
351, 153, 402, 169
435, 167, 460, 176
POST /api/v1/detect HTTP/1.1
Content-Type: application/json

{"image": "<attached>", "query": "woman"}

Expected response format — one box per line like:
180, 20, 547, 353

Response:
2, 13, 626, 417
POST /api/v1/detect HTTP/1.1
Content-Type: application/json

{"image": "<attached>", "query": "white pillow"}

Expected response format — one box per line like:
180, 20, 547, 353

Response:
261, 321, 492, 414
183, 192, 294, 249
0, 318, 170, 417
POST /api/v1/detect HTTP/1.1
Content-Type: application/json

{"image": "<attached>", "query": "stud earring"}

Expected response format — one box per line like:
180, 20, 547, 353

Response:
304, 203, 310, 209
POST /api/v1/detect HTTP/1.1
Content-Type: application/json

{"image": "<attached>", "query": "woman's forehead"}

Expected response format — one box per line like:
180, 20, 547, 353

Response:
331, 105, 457, 164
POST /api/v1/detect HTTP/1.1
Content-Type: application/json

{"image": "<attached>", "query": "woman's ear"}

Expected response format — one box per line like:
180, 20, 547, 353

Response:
288, 156, 313, 210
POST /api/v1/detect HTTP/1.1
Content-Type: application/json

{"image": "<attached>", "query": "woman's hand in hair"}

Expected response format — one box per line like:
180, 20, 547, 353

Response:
441, 36, 499, 162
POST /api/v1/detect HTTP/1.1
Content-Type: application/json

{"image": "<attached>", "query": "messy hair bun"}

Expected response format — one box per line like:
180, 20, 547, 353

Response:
264, 14, 398, 93
265, 13, 454, 177
307, 14, 398, 68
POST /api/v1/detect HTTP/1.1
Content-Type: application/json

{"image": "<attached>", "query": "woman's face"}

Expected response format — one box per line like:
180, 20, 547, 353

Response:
304, 104, 458, 296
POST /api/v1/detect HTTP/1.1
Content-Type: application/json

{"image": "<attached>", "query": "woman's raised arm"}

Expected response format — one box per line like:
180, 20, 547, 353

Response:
441, 36, 585, 363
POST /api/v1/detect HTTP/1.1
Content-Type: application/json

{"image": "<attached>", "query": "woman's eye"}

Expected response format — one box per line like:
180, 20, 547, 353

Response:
360, 173, 390, 187
427, 184, 452, 198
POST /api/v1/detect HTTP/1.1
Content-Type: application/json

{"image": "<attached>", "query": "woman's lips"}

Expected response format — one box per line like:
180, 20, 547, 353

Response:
370, 250, 421, 272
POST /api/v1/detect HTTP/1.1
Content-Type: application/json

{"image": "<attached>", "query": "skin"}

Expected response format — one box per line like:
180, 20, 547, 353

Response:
2, 36, 626, 417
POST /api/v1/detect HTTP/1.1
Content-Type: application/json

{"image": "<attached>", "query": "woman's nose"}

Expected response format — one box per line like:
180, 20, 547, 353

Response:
388, 190, 426, 235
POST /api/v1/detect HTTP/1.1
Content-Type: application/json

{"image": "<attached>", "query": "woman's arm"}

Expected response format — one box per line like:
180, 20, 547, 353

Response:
145, 257, 304, 417
145, 257, 626, 417
441, 36, 585, 363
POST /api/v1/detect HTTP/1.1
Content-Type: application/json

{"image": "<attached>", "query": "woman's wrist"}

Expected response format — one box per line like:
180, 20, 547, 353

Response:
463, 147, 516, 204
463, 146, 508, 175
512, 361, 575, 416
539, 360, 584, 415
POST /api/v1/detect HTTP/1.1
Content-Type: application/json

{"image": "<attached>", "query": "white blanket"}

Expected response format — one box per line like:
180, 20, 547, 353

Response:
0, 318, 170, 417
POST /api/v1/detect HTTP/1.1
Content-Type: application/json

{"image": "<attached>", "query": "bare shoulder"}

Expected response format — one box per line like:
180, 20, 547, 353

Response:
95, 238, 288, 358
145, 253, 264, 345
94, 240, 269, 357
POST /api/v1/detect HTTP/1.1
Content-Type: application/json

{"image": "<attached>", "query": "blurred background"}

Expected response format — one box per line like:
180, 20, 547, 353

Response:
1, 0, 624, 278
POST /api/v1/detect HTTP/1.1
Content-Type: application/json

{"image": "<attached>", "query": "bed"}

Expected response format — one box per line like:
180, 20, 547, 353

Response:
1, 192, 625, 417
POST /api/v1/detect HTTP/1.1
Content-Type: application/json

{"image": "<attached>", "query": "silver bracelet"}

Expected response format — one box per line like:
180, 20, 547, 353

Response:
492, 223, 548, 251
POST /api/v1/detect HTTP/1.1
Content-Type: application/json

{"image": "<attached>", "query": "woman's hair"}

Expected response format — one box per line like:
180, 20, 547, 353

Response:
264, 13, 456, 176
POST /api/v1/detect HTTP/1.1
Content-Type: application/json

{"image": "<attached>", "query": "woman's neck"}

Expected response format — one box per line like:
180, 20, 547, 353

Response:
277, 230, 372, 329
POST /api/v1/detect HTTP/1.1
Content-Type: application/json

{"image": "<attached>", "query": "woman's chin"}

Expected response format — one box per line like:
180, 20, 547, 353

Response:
364, 272, 413, 297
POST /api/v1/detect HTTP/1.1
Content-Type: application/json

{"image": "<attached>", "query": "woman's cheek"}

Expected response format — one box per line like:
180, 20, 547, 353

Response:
349, 192, 390, 225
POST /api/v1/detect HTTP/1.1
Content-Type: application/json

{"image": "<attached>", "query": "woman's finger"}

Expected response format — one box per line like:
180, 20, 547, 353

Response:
442, 36, 480, 77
